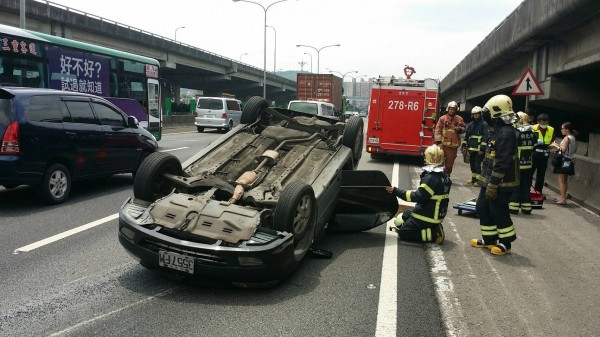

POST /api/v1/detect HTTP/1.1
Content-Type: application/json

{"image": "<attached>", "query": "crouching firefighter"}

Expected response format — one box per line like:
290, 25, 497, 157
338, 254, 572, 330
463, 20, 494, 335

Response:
386, 144, 452, 245
471, 95, 519, 256
509, 112, 535, 214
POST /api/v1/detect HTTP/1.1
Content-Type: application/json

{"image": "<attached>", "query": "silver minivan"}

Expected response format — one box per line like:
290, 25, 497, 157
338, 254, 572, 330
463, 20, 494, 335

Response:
194, 97, 242, 132
287, 100, 338, 120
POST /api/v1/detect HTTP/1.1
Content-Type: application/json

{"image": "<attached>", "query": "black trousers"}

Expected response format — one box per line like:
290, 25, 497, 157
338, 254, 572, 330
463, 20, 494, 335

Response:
509, 168, 533, 212
397, 209, 439, 243
469, 151, 483, 183
476, 186, 517, 244
531, 152, 550, 193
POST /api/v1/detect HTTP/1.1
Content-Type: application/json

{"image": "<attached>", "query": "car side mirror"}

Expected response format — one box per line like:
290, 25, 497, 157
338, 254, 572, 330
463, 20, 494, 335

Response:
127, 116, 139, 127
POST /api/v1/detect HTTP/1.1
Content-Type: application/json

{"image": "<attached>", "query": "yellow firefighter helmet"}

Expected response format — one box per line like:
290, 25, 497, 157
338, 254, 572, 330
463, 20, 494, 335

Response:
483, 95, 515, 124
517, 111, 529, 125
424, 144, 444, 166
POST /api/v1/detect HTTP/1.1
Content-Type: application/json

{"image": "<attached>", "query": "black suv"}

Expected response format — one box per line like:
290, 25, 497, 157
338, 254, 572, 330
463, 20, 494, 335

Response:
0, 87, 158, 204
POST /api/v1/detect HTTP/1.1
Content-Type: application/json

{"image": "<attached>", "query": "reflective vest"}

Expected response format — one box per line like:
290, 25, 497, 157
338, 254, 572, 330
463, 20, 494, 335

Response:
532, 124, 554, 151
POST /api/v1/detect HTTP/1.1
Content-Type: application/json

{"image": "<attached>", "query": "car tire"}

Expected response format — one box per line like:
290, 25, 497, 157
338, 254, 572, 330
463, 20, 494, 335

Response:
273, 181, 315, 242
196, 126, 204, 133
36, 163, 71, 204
240, 96, 269, 124
133, 152, 184, 202
342, 116, 364, 165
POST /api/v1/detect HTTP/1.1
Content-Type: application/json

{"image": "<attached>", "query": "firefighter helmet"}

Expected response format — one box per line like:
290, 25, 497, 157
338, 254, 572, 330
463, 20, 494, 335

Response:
517, 111, 530, 125
446, 101, 458, 111
483, 95, 516, 124
471, 106, 482, 115
424, 144, 444, 166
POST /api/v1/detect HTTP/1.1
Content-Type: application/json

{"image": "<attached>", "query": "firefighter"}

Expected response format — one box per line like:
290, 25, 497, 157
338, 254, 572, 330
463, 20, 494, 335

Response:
531, 113, 555, 195
464, 106, 489, 186
509, 112, 536, 214
386, 144, 451, 245
434, 101, 466, 176
471, 95, 519, 256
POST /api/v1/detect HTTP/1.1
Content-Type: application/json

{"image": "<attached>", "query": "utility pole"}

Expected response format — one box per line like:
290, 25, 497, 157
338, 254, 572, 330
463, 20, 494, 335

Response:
298, 60, 307, 72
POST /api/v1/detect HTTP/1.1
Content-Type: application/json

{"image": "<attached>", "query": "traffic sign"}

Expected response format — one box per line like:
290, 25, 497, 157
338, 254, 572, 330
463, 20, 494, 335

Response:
512, 68, 544, 95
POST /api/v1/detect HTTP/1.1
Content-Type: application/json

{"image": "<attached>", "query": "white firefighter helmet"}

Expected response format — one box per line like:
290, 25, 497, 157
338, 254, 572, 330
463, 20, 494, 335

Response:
517, 111, 529, 125
471, 106, 483, 115
446, 101, 458, 111
483, 95, 516, 124
424, 144, 444, 166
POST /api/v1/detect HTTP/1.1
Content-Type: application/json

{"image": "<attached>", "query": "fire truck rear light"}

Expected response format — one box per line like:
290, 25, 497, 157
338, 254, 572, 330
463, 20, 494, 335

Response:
1, 121, 20, 155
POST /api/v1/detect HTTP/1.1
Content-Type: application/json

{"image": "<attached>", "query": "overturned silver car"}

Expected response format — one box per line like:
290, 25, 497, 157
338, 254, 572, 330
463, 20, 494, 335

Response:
118, 96, 398, 286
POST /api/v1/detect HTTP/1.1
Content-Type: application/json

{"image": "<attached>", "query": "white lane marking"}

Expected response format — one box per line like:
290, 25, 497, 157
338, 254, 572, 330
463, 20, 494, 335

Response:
12, 214, 118, 254
375, 161, 399, 337
161, 146, 189, 152
49, 288, 175, 336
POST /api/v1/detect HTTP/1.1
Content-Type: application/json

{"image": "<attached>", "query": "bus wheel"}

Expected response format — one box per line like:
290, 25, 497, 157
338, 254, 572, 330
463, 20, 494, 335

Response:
196, 126, 204, 133
134, 152, 183, 202
342, 116, 364, 166
241, 96, 269, 124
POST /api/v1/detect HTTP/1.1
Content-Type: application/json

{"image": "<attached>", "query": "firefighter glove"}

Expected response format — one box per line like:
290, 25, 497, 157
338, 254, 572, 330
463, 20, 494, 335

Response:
485, 184, 498, 200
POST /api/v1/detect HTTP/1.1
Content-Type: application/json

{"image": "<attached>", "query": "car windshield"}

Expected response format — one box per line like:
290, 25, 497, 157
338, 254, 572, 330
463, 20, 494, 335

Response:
0, 98, 13, 125
198, 99, 224, 110
289, 102, 318, 115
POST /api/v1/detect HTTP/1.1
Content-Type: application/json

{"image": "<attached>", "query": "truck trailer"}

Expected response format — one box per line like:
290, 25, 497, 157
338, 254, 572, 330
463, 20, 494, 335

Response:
296, 73, 343, 111
366, 76, 440, 159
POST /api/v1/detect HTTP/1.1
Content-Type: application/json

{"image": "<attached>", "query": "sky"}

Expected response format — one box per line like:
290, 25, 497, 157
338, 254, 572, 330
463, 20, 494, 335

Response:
47, 0, 524, 80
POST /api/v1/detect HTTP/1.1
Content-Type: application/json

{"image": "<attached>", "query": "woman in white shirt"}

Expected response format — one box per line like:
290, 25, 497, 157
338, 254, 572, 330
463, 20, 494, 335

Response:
549, 122, 577, 205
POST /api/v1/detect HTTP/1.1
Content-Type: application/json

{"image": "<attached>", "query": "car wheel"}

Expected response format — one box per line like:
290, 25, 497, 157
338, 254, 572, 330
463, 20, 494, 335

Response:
273, 181, 315, 242
36, 163, 71, 204
196, 126, 204, 133
133, 152, 183, 202
342, 116, 364, 165
240, 96, 269, 124
226, 121, 233, 132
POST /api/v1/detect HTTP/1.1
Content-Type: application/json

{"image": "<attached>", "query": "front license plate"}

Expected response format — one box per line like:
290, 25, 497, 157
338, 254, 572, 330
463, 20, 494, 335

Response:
159, 250, 194, 274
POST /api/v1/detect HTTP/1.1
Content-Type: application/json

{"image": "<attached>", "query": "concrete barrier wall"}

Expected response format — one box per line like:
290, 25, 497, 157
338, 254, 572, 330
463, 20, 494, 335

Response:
544, 135, 600, 213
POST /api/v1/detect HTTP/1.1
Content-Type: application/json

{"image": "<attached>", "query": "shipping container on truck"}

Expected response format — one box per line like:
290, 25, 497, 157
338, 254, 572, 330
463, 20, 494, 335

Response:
296, 73, 343, 111
366, 76, 439, 159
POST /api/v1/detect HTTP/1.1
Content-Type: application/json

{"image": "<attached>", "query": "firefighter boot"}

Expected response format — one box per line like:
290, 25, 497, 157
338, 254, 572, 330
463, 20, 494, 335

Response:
491, 243, 511, 256
435, 224, 445, 245
470, 239, 496, 249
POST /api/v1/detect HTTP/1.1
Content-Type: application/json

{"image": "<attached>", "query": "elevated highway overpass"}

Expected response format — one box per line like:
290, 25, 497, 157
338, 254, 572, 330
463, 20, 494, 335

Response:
440, 0, 600, 213
0, 0, 297, 104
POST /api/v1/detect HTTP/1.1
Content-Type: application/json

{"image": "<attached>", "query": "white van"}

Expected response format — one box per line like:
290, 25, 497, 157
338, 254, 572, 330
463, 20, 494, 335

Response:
194, 97, 242, 132
287, 100, 338, 120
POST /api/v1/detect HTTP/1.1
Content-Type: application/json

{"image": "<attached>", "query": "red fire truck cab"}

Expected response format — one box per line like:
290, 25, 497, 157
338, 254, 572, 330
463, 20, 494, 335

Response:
366, 76, 440, 159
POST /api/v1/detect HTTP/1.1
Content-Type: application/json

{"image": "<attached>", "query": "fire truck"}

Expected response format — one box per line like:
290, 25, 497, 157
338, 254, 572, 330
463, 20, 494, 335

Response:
366, 67, 440, 159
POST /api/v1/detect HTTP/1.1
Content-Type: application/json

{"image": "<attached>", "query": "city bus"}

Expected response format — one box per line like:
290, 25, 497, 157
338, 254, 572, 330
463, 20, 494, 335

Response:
0, 23, 162, 140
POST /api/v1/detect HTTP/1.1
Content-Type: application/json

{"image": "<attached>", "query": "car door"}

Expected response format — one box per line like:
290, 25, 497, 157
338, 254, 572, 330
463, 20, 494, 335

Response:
91, 100, 137, 173
227, 99, 242, 127
328, 170, 400, 232
61, 97, 106, 177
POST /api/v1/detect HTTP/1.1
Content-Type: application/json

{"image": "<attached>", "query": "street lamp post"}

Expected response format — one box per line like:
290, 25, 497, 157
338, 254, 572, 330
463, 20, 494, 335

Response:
233, 0, 291, 98
303, 52, 313, 73
239, 52, 248, 62
266, 25, 277, 73
174, 26, 185, 41
296, 44, 340, 74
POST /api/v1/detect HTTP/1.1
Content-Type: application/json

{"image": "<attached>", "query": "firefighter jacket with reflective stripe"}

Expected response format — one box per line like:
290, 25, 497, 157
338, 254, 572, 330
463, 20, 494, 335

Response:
435, 113, 466, 148
516, 125, 535, 169
532, 124, 555, 151
478, 124, 520, 192
394, 171, 452, 225
465, 119, 490, 152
